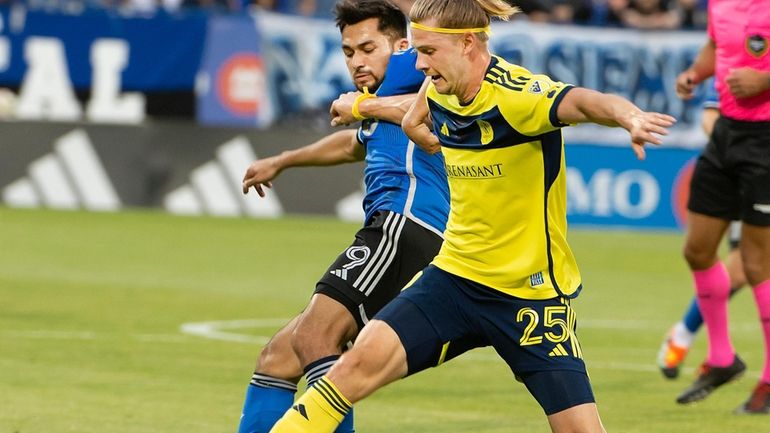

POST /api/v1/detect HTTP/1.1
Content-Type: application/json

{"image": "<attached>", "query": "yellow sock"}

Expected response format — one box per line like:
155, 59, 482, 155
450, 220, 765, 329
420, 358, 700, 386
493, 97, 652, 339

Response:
270, 377, 352, 433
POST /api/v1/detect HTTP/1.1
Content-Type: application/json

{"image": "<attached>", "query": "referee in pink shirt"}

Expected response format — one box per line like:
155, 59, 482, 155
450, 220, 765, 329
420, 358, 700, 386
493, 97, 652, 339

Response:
674, 0, 770, 414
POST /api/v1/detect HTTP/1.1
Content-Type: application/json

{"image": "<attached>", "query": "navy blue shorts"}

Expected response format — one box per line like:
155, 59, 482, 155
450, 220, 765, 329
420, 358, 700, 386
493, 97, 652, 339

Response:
374, 265, 594, 415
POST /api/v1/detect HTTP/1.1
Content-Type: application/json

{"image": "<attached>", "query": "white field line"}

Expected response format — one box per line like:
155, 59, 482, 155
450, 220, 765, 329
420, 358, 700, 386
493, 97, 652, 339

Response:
179, 318, 291, 345
3, 317, 761, 378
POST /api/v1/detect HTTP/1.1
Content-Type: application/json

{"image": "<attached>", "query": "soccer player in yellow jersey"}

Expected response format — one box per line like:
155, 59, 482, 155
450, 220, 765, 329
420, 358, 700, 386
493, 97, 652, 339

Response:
268, 1, 676, 432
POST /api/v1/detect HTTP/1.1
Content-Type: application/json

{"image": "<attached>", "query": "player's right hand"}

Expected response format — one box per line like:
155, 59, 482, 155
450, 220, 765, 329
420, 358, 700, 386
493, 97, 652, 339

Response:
242, 159, 279, 197
627, 111, 676, 160
675, 70, 698, 100
330, 91, 361, 127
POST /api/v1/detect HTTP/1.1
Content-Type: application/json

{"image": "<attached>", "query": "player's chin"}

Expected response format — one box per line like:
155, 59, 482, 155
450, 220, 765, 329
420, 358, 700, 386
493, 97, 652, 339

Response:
355, 77, 376, 90
433, 82, 451, 94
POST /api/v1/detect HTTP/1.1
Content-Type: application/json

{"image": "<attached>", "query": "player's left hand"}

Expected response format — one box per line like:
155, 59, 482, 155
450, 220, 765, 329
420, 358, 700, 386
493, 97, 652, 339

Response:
330, 91, 362, 127
626, 111, 677, 160
726, 67, 770, 99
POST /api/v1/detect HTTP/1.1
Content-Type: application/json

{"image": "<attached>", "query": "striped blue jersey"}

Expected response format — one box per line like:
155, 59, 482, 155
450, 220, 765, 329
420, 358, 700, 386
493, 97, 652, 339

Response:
356, 48, 449, 236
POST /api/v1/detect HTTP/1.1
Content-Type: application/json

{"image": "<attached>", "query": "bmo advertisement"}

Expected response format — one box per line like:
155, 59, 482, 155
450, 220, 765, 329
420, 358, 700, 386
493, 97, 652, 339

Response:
564, 143, 698, 230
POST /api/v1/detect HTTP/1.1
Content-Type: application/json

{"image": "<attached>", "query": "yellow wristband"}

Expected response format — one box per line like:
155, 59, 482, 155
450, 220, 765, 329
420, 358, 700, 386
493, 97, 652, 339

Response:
351, 87, 376, 121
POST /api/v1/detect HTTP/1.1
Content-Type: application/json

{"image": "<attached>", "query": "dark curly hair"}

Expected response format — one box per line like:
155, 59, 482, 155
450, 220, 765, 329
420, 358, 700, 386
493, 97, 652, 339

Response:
334, 0, 408, 41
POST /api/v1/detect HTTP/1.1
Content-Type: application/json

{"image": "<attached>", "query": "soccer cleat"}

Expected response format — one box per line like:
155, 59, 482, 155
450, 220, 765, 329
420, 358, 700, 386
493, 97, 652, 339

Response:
657, 332, 690, 379
734, 381, 770, 414
676, 355, 746, 404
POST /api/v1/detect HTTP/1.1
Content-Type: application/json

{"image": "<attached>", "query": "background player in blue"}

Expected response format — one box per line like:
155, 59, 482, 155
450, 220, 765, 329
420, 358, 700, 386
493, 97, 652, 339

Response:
656, 81, 748, 380
236, 1, 449, 432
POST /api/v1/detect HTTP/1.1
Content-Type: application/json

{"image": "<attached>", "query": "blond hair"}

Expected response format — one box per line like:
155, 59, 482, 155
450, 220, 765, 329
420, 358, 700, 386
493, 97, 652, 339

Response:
410, 0, 519, 40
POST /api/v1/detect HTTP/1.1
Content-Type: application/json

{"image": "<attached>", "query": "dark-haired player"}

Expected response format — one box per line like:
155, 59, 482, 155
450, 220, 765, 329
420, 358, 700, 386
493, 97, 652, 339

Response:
236, 1, 449, 432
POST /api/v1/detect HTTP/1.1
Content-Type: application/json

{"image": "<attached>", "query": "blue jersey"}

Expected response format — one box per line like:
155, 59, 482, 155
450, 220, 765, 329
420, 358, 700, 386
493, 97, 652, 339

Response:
356, 48, 449, 236
703, 79, 719, 109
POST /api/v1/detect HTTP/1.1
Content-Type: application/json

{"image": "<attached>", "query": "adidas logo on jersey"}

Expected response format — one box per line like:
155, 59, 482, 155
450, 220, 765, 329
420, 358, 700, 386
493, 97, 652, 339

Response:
330, 246, 371, 281
549, 344, 570, 357
292, 403, 309, 420
330, 268, 349, 280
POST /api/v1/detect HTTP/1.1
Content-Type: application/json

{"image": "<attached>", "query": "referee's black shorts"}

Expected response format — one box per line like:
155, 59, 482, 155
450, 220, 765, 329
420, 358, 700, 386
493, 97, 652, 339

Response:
314, 210, 443, 330
688, 116, 770, 226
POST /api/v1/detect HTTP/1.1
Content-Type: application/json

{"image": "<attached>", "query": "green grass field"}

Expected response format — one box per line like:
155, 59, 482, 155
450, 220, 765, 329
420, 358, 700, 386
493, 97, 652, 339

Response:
1, 207, 766, 433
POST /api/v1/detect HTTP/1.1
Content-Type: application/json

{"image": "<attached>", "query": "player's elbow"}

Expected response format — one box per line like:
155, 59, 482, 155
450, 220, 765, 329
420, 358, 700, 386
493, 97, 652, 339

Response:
401, 116, 421, 142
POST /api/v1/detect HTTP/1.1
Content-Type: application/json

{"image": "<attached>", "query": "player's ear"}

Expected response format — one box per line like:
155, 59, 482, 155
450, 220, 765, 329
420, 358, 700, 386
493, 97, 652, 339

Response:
461, 33, 475, 54
394, 37, 409, 52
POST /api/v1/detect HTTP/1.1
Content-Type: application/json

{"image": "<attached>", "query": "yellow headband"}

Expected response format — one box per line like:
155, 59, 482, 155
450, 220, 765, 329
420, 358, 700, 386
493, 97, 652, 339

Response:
410, 22, 491, 35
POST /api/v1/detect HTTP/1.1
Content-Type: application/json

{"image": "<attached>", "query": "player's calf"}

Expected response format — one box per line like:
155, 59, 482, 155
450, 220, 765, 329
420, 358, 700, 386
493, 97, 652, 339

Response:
237, 317, 303, 433
289, 294, 360, 433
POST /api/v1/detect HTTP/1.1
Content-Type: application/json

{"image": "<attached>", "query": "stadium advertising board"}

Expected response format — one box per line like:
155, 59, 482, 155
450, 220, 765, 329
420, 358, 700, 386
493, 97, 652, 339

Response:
0, 7, 207, 122
0, 121, 363, 218
196, 15, 273, 127
565, 144, 698, 229
1, 121, 698, 229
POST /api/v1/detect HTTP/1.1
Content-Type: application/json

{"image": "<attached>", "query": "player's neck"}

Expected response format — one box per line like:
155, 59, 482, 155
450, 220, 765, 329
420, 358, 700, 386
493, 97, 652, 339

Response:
457, 51, 491, 105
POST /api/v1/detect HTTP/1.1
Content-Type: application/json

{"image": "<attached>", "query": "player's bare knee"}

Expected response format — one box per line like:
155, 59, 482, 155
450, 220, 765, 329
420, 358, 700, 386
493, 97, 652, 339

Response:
291, 321, 348, 365
331, 351, 362, 377
742, 258, 769, 286
256, 340, 281, 371
256, 339, 302, 380
326, 350, 381, 401
683, 243, 717, 270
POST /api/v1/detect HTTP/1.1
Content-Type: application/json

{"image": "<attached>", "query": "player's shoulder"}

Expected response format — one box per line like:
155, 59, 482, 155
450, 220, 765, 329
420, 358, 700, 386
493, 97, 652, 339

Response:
483, 56, 537, 94
388, 47, 418, 71
485, 56, 568, 100
377, 47, 423, 96
488, 56, 532, 77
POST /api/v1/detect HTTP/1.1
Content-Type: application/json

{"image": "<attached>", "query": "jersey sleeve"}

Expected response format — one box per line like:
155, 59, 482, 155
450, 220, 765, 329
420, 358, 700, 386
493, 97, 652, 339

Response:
497, 73, 574, 137
375, 48, 425, 96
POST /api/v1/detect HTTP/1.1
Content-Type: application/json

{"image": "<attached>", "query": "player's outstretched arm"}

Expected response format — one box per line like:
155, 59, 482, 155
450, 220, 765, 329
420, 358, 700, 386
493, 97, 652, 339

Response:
557, 87, 677, 160
676, 39, 716, 100
242, 129, 363, 197
401, 79, 440, 154
330, 92, 417, 126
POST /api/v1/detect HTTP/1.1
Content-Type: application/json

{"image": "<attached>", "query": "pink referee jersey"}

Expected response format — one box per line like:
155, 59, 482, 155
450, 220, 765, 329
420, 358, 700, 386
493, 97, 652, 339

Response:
708, 0, 770, 121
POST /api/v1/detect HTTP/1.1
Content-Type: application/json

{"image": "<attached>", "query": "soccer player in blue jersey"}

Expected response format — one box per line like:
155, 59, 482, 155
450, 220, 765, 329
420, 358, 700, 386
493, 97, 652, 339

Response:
236, 1, 449, 433
656, 82, 747, 380
267, 1, 675, 432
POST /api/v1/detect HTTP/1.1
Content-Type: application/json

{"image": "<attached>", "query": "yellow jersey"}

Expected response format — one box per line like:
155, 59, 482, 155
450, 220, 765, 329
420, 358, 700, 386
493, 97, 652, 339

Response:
427, 55, 581, 300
